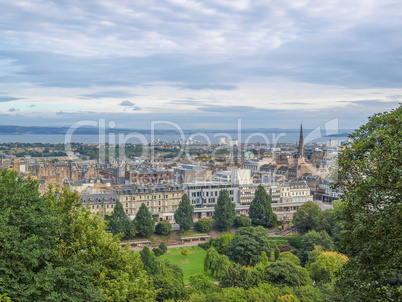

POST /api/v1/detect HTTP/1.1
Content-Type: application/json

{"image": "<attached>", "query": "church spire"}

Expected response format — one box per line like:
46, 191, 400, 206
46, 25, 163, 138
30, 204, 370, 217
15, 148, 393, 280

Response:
298, 123, 304, 158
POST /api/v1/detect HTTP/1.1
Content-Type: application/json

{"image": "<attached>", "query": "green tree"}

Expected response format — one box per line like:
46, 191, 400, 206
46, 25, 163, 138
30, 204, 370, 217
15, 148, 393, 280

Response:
159, 242, 168, 254
189, 272, 216, 294
213, 190, 236, 231
308, 251, 349, 285
278, 251, 301, 266
249, 185, 276, 227
140, 246, 157, 275
194, 219, 213, 233
226, 226, 271, 266
174, 194, 194, 231
234, 214, 252, 228
274, 246, 280, 261
293, 201, 320, 233
0, 170, 104, 301
219, 264, 250, 288
334, 105, 402, 301
134, 203, 155, 237
260, 251, 270, 266
155, 220, 172, 235
314, 209, 337, 236
47, 187, 156, 302
299, 230, 335, 265
204, 247, 231, 278
263, 261, 311, 288
105, 200, 136, 239
153, 260, 185, 301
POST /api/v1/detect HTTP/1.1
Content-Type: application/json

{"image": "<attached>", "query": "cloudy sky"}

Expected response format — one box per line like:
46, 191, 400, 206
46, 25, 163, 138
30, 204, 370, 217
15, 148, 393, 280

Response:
0, 0, 401, 130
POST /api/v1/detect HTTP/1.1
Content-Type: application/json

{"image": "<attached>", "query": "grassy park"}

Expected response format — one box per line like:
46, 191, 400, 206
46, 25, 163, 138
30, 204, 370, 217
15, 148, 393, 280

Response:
160, 246, 212, 284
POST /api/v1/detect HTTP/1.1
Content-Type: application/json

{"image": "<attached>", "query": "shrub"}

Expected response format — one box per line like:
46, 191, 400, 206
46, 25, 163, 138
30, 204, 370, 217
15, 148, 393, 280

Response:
153, 247, 163, 257
155, 220, 172, 236
198, 241, 211, 250
234, 215, 252, 228
181, 248, 190, 256
195, 219, 213, 233
159, 242, 168, 254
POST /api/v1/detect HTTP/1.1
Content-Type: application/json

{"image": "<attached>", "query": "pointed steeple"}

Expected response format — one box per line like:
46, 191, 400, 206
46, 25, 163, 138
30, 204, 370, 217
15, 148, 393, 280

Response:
298, 123, 304, 158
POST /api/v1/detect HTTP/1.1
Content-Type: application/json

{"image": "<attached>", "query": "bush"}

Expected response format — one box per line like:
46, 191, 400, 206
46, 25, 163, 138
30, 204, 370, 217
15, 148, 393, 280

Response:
234, 215, 252, 228
153, 247, 163, 257
198, 241, 211, 250
181, 248, 190, 256
195, 219, 213, 233
159, 242, 168, 254
155, 220, 172, 236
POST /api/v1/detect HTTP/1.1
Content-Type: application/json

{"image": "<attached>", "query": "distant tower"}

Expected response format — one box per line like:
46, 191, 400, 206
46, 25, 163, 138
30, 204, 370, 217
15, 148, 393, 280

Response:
298, 124, 304, 158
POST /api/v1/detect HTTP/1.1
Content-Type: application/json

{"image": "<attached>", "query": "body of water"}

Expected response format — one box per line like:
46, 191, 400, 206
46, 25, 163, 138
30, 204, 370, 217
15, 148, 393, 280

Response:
0, 132, 350, 145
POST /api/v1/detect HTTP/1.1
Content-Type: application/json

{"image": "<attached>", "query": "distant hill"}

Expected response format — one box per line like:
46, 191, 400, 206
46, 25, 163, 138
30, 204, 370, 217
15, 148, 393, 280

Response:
0, 125, 354, 136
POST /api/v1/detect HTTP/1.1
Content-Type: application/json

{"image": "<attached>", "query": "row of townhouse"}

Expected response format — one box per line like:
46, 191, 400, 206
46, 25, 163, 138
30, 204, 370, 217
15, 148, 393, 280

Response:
79, 179, 313, 223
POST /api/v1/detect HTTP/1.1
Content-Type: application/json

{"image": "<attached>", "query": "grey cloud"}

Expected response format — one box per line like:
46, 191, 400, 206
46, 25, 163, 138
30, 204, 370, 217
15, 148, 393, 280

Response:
0, 96, 23, 102
8, 108, 19, 112
120, 100, 135, 106
80, 91, 136, 99
132, 106, 142, 111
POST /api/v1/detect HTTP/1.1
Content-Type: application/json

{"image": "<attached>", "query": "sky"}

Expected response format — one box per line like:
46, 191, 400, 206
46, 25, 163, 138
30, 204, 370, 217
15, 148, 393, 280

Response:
0, 0, 401, 130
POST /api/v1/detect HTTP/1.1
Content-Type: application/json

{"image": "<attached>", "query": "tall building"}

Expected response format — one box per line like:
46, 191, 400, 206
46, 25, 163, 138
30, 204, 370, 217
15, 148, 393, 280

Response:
298, 124, 305, 158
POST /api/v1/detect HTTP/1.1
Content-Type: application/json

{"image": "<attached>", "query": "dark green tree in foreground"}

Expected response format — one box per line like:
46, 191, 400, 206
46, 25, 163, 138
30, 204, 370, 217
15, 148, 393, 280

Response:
213, 190, 236, 231
134, 203, 155, 237
334, 105, 402, 301
226, 226, 271, 266
293, 200, 321, 233
0, 170, 155, 301
249, 185, 276, 227
105, 200, 136, 239
174, 194, 194, 231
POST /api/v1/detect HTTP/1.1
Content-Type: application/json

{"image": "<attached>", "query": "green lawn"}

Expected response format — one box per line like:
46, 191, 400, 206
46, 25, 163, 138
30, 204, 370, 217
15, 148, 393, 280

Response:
160, 246, 212, 284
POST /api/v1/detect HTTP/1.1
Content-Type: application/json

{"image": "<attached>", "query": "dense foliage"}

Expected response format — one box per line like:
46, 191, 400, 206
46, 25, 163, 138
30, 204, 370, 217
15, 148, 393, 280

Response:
0, 170, 155, 301
226, 226, 272, 266
134, 203, 155, 237
174, 194, 194, 231
293, 200, 320, 233
105, 200, 136, 239
213, 190, 236, 231
194, 219, 213, 233
334, 105, 402, 301
249, 185, 276, 227
234, 214, 252, 228
155, 220, 172, 236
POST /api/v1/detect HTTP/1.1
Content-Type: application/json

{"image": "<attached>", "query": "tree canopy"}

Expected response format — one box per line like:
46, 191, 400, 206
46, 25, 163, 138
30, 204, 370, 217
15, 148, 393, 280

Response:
249, 185, 276, 227
134, 203, 155, 237
334, 105, 402, 301
213, 190, 236, 231
0, 170, 155, 302
105, 200, 136, 239
174, 194, 194, 231
293, 200, 320, 233
226, 226, 272, 266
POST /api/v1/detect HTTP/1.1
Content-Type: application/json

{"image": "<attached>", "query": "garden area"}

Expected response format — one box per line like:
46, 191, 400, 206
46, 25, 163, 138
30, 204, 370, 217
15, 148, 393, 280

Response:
160, 246, 213, 284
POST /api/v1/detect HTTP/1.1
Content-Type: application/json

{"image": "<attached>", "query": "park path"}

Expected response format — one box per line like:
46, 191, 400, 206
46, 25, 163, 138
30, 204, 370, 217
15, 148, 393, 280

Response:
131, 241, 202, 251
